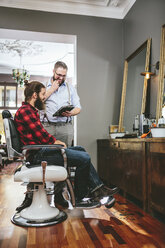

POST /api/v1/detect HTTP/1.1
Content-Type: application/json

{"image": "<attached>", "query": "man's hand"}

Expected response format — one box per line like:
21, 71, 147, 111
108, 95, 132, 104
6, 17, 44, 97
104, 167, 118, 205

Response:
62, 111, 72, 117
62, 107, 81, 117
45, 78, 61, 100
54, 139, 67, 148
51, 79, 60, 91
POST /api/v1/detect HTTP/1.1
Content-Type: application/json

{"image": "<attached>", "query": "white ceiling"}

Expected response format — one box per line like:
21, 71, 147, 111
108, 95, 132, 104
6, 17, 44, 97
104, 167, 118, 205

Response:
0, 38, 75, 77
0, 0, 136, 19
0, 0, 136, 79
0, 29, 77, 79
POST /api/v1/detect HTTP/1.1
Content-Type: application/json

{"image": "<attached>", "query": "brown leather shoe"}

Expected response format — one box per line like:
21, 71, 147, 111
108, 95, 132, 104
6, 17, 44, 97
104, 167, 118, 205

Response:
104, 196, 116, 208
90, 185, 119, 199
76, 199, 101, 209
55, 192, 69, 208
102, 186, 119, 195
16, 195, 32, 213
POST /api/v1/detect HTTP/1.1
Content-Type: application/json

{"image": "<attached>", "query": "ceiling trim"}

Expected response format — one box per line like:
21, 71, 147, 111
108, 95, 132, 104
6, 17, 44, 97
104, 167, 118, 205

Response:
60, 0, 111, 7
0, 28, 76, 44
0, 0, 136, 19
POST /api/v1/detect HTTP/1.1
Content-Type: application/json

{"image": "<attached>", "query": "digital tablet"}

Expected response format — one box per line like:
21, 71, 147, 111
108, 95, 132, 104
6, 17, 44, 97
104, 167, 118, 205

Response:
53, 105, 74, 117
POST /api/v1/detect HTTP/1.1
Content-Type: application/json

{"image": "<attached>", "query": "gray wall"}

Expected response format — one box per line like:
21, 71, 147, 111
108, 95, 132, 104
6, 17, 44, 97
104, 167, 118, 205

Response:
0, 7, 123, 168
123, 0, 165, 118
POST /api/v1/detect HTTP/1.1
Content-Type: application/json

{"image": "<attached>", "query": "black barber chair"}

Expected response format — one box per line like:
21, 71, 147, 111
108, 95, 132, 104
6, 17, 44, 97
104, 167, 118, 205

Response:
2, 110, 75, 227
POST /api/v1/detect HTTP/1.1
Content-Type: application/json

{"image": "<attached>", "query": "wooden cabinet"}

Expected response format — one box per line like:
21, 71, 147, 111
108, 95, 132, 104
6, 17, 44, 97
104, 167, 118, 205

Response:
97, 138, 165, 214
147, 141, 165, 215
97, 139, 110, 185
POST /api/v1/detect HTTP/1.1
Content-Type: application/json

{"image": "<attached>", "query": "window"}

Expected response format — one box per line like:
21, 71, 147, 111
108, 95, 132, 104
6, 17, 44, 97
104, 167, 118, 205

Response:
0, 82, 24, 109
0, 82, 24, 143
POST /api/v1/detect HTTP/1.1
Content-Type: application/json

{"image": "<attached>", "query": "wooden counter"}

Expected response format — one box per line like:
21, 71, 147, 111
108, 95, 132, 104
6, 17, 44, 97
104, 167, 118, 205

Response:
97, 138, 165, 215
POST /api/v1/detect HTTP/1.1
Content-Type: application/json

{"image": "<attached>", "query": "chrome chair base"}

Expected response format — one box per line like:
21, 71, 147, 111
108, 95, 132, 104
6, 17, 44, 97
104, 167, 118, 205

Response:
11, 210, 67, 227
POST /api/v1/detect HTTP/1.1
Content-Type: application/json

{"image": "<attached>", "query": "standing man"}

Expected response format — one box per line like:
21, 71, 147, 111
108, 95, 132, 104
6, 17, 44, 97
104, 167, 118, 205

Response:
40, 61, 81, 147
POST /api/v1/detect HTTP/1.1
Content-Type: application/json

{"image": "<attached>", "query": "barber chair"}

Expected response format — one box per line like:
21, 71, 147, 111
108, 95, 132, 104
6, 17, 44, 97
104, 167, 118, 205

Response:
2, 110, 75, 227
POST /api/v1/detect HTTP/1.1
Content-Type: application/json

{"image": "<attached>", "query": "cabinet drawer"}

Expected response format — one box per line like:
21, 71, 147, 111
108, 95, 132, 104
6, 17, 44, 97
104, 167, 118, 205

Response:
149, 142, 165, 154
109, 141, 143, 151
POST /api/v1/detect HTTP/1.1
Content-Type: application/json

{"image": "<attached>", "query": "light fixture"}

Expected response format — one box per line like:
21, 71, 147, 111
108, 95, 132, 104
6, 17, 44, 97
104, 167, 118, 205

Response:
12, 68, 30, 87
0, 39, 43, 87
140, 71, 155, 79
11, 42, 31, 87
141, 61, 159, 79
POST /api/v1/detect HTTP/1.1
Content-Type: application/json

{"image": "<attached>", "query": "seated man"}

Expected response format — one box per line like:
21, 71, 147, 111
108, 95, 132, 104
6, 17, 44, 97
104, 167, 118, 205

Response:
14, 80, 118, 211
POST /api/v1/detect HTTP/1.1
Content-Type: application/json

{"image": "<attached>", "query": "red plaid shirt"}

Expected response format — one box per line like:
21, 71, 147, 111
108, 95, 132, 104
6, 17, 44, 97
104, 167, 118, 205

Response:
14, 102, 56, 146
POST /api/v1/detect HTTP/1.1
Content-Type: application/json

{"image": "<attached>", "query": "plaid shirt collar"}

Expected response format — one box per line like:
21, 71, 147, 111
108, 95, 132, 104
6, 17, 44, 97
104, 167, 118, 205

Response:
22, 101, 38, 113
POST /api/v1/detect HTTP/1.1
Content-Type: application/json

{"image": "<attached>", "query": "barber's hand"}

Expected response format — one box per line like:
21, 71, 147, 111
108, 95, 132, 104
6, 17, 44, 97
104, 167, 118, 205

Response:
62, 107, 80, 117
45, 78, 61, 100
62, 111, 72, 117
51, 80, 60, 91
54, 140, 67, 148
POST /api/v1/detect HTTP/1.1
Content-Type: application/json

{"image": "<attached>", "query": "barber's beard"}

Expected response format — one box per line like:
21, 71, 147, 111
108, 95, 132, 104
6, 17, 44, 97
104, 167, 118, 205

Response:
35, 96, 45, 110
56, 78, 65, 86
60, 78, 65, 85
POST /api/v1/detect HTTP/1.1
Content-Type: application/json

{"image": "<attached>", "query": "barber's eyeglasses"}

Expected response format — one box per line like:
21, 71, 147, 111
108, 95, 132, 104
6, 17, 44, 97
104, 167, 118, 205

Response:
55, 71, 66, 78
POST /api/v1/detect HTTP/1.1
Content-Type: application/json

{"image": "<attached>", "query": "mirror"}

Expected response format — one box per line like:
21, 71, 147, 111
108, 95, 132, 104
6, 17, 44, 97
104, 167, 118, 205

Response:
156, 24, 165, 121
118, 39, 151, 133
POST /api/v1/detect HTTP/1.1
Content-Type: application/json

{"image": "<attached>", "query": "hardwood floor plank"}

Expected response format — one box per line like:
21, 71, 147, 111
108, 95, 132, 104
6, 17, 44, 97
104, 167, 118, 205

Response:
99, 220, 126, 244
18, 234, 27, 248
0, 162, 165, 248
72, 219, 96, 248
82, 220, 104, 248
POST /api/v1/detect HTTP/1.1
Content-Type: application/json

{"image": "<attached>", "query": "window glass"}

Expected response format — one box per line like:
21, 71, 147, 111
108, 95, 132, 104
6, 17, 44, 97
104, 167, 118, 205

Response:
0, 111, 5, 143
0, 86, 4, 107
6, 86, 16, 107
18, 87, 24, 107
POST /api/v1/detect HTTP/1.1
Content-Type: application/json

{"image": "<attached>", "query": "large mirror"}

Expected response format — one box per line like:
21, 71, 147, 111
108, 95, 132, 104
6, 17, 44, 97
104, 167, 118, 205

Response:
118, 39, 151, 133
156, 24, 165, 121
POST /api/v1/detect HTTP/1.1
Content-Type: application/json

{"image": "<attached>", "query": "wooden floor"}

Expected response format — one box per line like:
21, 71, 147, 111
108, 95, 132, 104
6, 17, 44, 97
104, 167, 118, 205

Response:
0, 163, 165, 248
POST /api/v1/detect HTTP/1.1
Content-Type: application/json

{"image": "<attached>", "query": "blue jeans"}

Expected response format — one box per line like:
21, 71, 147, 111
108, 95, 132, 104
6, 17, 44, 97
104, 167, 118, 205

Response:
67, 146, 103, 192
31, 146, 103, 200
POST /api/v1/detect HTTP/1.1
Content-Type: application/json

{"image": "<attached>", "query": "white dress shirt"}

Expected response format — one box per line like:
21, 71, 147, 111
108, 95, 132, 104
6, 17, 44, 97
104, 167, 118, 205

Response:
40, 78, 81, 123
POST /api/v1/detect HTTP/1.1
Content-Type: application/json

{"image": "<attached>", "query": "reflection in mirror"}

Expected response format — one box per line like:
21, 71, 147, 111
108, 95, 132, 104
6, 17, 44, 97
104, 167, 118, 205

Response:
156, 24, 165, 121
119, 39, 151, 133
162, 63, 165, 118
123, 48, 147, 132
162, 68, 165, 118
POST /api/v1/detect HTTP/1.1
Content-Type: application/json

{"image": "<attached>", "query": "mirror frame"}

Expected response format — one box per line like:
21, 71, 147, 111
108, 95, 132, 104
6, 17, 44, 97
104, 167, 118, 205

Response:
118, 38, 151, 132
156, 24, 165, 122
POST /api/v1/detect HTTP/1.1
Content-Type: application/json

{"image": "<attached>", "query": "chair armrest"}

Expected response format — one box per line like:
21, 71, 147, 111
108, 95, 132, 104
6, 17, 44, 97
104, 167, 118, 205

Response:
22, 144, 64, 151
22, 144, 64, 157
